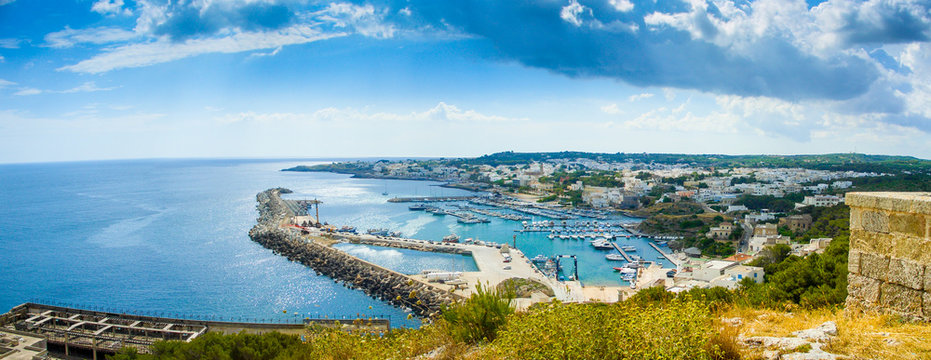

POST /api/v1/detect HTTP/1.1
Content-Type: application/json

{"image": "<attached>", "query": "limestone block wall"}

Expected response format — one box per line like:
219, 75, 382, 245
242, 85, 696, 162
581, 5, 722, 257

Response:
846, 192, 931, 319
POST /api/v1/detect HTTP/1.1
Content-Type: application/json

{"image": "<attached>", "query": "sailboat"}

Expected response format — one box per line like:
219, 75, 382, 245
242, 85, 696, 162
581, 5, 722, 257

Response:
382, 181, 388, 196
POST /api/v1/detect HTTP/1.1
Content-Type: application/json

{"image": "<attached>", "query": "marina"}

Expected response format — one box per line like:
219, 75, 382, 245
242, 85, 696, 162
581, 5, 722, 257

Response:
387, 196, 477, 203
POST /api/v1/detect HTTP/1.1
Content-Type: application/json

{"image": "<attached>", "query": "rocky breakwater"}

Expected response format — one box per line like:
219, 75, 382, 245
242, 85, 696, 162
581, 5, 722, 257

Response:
249, 188, 462, 318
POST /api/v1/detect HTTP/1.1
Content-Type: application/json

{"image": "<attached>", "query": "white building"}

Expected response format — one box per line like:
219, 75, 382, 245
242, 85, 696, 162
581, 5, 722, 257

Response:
801, 195, 844, 207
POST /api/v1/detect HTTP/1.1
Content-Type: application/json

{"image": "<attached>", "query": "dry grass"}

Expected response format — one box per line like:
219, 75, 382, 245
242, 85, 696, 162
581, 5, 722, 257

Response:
706, 322, 742, 360
716, 306, 931, 360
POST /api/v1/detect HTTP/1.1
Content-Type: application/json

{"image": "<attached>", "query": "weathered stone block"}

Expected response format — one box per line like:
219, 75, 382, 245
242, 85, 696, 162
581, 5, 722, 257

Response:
859, 210, 890, 234
890, 213, 927, 238
880, 283, 923, 317
850, 229, 894, 255
889, 234, 931, 263
887, 258, 924, 290
860, 253, 890, 281
848, 274, 881, 304
924, 292, 931, 319
848, 250, 861, 275
846, 192, 931, 216
925, 266, 931, 292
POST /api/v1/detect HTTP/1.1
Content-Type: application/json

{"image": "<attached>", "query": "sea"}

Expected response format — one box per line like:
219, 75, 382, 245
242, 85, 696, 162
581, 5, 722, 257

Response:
0, 159, 672, 328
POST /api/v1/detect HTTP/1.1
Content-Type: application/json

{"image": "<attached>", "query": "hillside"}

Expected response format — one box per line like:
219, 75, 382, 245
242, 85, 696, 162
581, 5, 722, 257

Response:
454, 151, 931, 174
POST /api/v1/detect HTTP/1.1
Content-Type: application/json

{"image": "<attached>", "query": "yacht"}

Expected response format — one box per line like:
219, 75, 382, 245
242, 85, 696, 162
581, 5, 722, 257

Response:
605, 254, 625, 261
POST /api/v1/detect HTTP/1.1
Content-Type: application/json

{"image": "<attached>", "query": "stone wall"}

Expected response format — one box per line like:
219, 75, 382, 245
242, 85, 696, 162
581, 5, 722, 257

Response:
846, 192, 931, 320
249, 189, 462, 318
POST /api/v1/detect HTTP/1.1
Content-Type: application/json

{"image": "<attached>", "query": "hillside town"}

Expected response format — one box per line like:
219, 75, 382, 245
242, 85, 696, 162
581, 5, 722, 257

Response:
289, 153, 908, 295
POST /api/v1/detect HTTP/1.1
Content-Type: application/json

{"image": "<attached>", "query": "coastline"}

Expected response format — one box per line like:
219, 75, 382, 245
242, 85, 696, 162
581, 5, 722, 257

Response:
248, 188, 462, 318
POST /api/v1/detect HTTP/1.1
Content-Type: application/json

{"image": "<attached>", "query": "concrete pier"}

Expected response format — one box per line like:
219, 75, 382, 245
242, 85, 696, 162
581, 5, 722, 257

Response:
610, 242, 633, 262
648, 242, 680, 267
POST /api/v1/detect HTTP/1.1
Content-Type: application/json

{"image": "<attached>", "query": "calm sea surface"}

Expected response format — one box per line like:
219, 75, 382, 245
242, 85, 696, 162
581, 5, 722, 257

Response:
0, 159, 670, 328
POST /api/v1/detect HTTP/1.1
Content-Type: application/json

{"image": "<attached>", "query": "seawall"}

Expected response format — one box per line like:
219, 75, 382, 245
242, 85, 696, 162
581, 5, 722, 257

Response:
248, 188, 462, 318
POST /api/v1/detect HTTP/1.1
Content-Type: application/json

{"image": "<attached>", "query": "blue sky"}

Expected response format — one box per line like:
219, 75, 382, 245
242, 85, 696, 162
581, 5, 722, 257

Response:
1, 0, 930, 163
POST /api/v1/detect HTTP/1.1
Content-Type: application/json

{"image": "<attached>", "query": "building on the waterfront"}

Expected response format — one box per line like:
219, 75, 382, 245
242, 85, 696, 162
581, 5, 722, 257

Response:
678, 260, 764, 290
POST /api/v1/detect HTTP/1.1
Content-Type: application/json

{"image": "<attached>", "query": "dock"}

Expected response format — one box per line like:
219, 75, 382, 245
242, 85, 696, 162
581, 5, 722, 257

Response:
387, 196, 477, 203
611, 242, 633, 262
648, 242, 679, 266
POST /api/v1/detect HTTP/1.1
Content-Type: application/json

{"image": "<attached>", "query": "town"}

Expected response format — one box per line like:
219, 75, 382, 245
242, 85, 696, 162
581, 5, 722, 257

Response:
287, 152, 931, 297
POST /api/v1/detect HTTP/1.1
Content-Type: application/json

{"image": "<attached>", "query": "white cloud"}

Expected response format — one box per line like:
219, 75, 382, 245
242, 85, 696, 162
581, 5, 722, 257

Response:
320, 3, 396, 39
218, 102, 521, 125
91, 0, 130, 16
601, 103, 622, 114
59, 82, 119, 94
0, 0, 15, 6
14, 88, 41, 96
133, 0, 168, 34
608, 0, 634, 12
628, 93, 654, 102
6, 82, 117, 96
0, 38, 21, 48
45, 26, 139, 48
560, 0, 586, 27
59, 25, 345, 74
248, 46, 282, 58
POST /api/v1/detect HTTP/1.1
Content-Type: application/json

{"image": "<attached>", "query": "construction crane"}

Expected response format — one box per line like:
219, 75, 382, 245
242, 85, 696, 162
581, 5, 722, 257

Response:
297, 199, 322, 226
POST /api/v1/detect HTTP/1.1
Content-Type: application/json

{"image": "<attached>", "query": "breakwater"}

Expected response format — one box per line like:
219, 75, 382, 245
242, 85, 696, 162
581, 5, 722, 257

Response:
249, 188, 462, 318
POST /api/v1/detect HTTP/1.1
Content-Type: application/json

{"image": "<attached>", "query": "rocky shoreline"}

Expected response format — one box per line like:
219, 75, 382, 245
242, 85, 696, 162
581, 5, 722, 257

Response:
248, 188, 462, 318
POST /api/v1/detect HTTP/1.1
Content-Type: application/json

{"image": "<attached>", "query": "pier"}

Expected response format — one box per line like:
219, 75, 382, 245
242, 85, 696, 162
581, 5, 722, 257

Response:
648, 242, 680, 266
387, 196, 477, 203
610, 243, 633, 262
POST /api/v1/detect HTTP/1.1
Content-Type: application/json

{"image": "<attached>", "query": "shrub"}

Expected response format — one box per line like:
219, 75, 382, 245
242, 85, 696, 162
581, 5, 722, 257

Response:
492, 300, 719, 359
442, 283, 514, 344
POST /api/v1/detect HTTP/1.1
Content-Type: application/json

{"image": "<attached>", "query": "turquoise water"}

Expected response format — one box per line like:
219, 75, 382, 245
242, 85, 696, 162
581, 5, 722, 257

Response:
331, 243, 479, 275
0, 159, 669, 329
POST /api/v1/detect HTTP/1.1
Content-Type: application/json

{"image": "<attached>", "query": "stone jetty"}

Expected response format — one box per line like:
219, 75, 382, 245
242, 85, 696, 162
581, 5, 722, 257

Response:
248, 188, 462, 318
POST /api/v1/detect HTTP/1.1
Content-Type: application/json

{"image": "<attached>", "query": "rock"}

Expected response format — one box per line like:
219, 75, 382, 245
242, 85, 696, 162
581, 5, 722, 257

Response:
792, 321, 838, 342
741, 336, 810, 350
762, 350, 781, 360
782, 343, 843, 360
722, 317, 743, 326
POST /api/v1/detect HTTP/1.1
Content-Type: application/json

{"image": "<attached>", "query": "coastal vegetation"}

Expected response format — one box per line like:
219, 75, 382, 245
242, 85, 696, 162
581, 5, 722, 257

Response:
110, 294, 734, 360
494, 278, 554, 298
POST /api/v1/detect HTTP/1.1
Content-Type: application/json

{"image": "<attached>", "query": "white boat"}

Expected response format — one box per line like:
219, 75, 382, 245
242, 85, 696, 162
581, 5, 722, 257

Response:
605, 254, 625, 261
590, 238, 613, 248
621, 245, 637, 252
